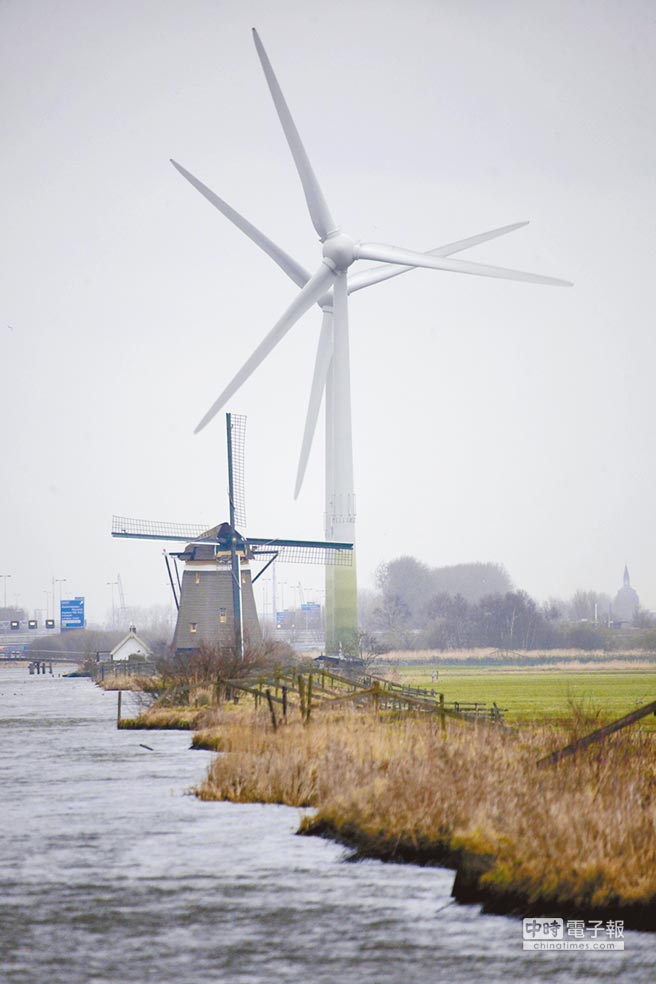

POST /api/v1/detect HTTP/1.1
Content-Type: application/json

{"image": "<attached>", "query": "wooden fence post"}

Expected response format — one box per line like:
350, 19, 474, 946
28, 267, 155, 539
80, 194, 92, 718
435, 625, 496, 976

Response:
265, 689, 278, 731
117, 690, 122, 725
306, 674, 313, 723
537, 699, 656, 768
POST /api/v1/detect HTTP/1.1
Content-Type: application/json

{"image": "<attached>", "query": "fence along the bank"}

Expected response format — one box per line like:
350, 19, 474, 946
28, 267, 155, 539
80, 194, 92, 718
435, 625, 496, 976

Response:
537, 698, 656, 768
216, 666, 506, 725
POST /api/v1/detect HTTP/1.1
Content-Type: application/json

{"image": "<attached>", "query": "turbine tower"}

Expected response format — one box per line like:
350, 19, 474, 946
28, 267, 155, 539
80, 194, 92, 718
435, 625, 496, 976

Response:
172, 29, 571, 653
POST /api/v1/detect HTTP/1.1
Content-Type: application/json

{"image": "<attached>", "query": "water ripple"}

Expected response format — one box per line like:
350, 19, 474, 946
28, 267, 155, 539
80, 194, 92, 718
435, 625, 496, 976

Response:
0, 666, 652, 983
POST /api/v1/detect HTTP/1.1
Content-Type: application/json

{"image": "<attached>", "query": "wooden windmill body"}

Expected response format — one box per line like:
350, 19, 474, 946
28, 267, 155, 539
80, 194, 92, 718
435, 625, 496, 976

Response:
171, 523, 260, 654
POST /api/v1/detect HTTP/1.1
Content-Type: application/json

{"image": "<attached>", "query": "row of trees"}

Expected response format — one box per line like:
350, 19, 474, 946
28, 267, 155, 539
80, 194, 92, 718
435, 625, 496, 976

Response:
360, 556, 654, 651
0, 606, 27, 622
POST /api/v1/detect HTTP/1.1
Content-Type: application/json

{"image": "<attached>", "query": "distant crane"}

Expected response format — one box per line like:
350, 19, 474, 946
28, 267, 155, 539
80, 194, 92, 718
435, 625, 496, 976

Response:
117, 574, 128, 628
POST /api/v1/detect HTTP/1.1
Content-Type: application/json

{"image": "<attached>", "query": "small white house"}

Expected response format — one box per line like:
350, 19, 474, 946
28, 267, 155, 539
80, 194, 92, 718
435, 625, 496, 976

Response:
110, 625, 152, 662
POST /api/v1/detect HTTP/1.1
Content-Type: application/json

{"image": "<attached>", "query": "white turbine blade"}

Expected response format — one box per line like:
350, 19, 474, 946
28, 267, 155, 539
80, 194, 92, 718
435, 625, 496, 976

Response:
171, 159, 311, 289
252, 28, 337, 241
357, 242, 573, 287
194, 263, 335, 434
295, 310, 333, 499
347, 221, 529, 294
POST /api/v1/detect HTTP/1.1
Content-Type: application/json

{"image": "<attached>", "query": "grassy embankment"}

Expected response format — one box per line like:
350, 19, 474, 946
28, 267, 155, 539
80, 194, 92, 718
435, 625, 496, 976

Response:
95, 672, 204, 729
195, 702, 656, 926
112, 678, 224, 730
117, 707, 206, 729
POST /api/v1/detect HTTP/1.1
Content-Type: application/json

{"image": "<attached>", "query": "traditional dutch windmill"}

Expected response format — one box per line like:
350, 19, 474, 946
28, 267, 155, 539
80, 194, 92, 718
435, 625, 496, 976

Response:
171, 30, 571, 654
112, 414, 352, 657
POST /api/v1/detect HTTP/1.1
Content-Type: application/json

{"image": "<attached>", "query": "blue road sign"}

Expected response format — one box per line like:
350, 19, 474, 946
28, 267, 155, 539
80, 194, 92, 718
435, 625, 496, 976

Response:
61, 596, 85, 630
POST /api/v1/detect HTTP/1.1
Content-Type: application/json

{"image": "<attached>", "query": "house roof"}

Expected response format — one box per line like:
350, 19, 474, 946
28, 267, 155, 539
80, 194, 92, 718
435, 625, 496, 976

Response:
109, 627, 152, 658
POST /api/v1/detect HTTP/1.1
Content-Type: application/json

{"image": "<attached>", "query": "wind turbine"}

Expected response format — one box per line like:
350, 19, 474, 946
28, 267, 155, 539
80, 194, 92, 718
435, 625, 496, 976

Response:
172, 28, 571, 652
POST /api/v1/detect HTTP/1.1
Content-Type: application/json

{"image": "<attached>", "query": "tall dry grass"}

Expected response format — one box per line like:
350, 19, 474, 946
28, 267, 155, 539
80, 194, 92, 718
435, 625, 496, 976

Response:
97, 673, 153, 691
196, 707, 656, 915
381, 647, 656, 664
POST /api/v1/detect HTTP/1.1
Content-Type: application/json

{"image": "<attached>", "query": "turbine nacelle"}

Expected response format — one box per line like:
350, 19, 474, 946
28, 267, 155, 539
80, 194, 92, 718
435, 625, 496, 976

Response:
322, 232, 356, 271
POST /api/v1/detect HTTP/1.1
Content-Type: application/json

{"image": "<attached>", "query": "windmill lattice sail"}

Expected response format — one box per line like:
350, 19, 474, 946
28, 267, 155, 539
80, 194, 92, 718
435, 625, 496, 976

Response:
228, 413, 247, 530
111, 516, 352, 566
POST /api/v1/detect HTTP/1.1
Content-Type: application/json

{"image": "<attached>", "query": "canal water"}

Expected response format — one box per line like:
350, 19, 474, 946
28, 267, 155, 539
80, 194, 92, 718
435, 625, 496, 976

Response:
0, 665, 652, 983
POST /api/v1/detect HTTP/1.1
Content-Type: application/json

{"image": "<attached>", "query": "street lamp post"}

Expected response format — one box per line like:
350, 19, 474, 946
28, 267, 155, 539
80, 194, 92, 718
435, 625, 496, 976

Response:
55, 578, 67, 625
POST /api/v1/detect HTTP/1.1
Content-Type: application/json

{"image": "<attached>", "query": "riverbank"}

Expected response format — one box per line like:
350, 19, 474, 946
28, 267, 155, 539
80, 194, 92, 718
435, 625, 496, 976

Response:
194, 706, 656, 929
104, 659, 656, 929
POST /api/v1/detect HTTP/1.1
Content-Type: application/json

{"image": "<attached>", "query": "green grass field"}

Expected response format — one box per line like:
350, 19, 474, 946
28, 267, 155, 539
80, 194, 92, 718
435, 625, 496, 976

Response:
396, 665, 656, 726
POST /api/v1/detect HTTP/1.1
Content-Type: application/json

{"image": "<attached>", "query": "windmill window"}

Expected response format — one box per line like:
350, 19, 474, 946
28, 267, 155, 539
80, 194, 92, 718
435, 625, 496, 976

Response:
219, 608, 227, 624
189, 622, 197, 634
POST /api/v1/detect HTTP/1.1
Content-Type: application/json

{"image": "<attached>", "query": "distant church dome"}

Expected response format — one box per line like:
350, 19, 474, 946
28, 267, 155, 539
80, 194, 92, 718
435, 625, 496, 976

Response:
613, 566, 639, 624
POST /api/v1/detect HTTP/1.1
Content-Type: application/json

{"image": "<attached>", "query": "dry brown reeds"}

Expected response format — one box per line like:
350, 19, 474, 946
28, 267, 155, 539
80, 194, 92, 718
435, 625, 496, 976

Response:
98, 673, 152, 691
196, 706, 656, 922
382, 647, 655, 664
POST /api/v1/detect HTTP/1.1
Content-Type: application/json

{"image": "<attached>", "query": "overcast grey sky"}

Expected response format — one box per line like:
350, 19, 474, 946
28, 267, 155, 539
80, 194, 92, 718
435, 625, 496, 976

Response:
2, 0, 655, 624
